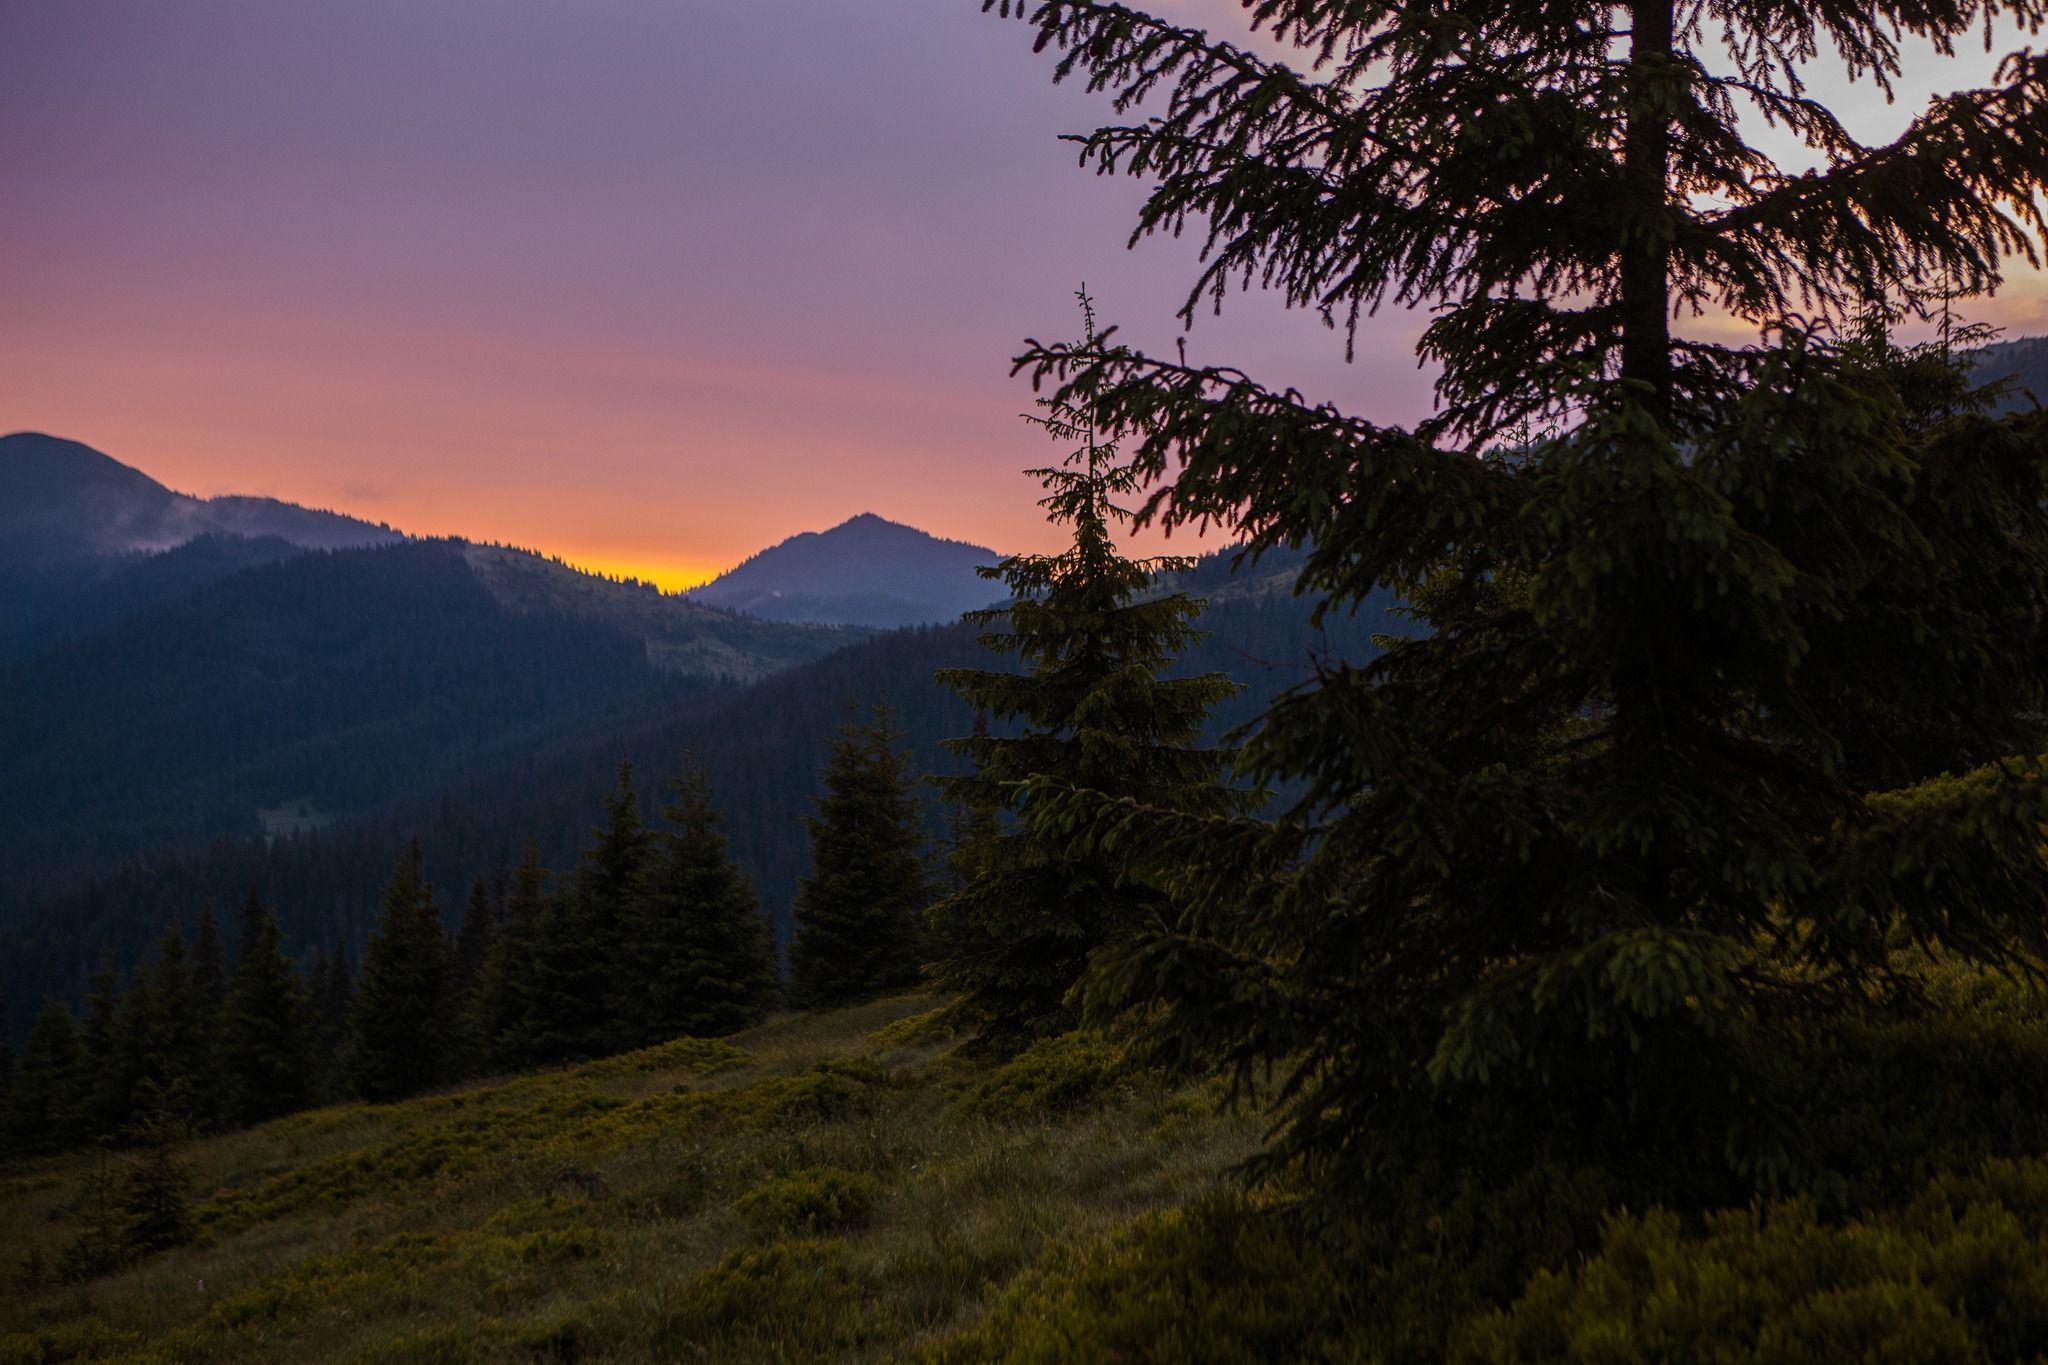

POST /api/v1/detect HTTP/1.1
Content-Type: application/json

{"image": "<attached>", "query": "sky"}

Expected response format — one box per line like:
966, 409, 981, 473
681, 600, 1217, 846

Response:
4, 1, 2045, 589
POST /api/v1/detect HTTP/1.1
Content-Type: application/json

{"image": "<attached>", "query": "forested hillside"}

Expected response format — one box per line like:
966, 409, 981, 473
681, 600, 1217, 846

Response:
0, 538, 866, 918
0, 549, 1396, 1022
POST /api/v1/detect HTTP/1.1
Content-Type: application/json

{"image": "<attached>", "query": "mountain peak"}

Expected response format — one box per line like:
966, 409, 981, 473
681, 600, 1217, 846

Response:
689, 515, 1000, 628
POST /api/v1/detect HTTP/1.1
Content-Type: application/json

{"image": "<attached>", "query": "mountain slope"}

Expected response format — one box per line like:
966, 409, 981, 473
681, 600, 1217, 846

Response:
462, 543, 864, 680
690, 512, 1000, 627
0, 432, 403, 656
0, 431, 399, 562
1974, 335, 2048, 412
0, 539, 865, 902
1, 546, 1402, 1011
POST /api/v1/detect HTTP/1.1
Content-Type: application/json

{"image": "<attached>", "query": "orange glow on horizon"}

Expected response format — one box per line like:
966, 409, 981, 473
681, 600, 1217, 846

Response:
558, 554, 721, 594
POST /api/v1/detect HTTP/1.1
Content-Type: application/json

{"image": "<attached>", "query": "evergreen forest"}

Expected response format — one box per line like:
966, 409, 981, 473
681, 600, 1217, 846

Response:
6, 0, 2048, 1358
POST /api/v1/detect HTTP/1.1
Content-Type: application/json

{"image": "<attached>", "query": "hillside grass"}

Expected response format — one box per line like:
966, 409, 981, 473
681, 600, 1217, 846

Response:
0, 996, 1259, 1364
12, 959, 2048, 1362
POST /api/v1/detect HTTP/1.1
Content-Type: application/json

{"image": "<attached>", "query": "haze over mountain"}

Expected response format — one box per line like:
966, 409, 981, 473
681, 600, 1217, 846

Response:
688, 512, 1001, 628
0, 431, 400, 562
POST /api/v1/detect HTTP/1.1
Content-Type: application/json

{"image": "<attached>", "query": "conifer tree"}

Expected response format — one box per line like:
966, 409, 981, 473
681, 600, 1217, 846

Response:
80, 950, 124, 1140
187, 902, 228, 1126
471, 839, 549, 1071
622, 759, 779, 1044
345, 840, 457, 1101
219, 889, 314, 1125
932, 289, 1244, 1043
190, 903, 226, 1023
525, 762, 651, 1061
453, 876, 498, 999
105, 927, 205, 1137
116, 1080, 193, 1256
307, 932, 356, 1102
989, 0, 2048, 1182
790, 705, 930, 1007
0, 983, 13, 1115
8, 997, 85, 1154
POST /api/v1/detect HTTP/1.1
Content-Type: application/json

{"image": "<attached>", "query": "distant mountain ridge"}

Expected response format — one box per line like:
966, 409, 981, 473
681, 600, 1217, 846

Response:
689, 512, 1001, 628
0, 431, 402, 561
1973, 336, 2048, 412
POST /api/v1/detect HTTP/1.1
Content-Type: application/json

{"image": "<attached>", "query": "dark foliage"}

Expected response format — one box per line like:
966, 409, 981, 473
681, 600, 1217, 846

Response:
930, 290, 1244, 1044
345, 841, 457, 1102
790, 706, 930, 1007
1, 548, 1391, 1028
990, 0, 2048, 1186
219, 890, 314, 1125
619, 761, 779, 1043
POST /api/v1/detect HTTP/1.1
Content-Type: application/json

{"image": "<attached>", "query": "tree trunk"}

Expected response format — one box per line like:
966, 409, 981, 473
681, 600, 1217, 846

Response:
1620, 0, 1675, 422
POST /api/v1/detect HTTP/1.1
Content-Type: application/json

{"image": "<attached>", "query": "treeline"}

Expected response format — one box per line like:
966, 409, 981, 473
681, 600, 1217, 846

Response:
0, 708, 936, 1157
2, 560, 1395, 1037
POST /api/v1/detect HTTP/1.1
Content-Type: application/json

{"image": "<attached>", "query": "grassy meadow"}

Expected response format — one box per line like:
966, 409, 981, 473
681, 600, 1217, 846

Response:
14, 960, 2048, 1362
0, 996, 1262, 1363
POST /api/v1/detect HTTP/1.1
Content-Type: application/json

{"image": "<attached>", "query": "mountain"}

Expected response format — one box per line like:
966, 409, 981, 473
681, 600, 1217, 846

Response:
0, 431, 400, 562
689, 512, 1001, 627
0, 432, 404, 657
1973, 335, 2048, 412
0, 544, 1402, 1015
0, 536, 866, 896
0, 433, 869, 901
460, 543, 858, 679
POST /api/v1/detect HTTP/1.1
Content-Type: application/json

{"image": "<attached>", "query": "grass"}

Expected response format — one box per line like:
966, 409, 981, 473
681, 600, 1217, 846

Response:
15, 958, 2048, 1362
0, 996, 1260, 1363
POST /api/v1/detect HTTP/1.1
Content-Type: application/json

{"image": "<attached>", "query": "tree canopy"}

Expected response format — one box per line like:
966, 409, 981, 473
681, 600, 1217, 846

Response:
931, 289, 1243, 1044
991, 0, 2048, 1184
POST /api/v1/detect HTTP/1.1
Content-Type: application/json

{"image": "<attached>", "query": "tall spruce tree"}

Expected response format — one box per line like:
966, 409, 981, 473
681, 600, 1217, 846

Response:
80, 950, 124, 1140
523, 762, 651, 1061
346, 840, 457, 1101
105, 927, 205, 1137
0, 983, 13, 1117
189, 903, 226, 1024
790, 705, 930, 1007
219, 890, 314, 1126
7, 997, 85, 1155
990, 1, 2048, 1183
622, 760, 779, 1044
187, 902, 228, 1127
931, 289, 1243, 1044
307, 932, 355, 1102
471, 839, 549, 1072
453, 876, 498, 999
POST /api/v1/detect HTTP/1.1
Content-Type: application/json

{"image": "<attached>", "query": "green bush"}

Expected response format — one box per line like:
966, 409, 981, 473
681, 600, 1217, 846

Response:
741, 1059, 888, 1128
961, 1032, 1127, 1120
922, 1198, 1355, 1364
661, 1239, 870, 1359
0, 1321, 143, 1365
1457, 1160, 2048, 1363
734, 1166, 881, 1235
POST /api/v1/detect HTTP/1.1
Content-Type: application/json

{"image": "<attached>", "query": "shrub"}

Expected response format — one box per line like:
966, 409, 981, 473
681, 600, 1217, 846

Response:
961, 1032, 1127, 1120
921, 1198, 1354, 1364
0, 1321, 144, 1365
741, 1059, 888, 1128
734, 1166, 881, 1235
662, 1239, 869, 1359
1457, 1161, 2048, 1363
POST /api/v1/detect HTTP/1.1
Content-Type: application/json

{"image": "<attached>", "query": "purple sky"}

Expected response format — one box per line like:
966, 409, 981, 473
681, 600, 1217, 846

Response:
4, 1, 2042, 585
